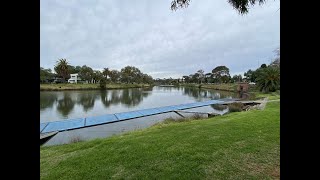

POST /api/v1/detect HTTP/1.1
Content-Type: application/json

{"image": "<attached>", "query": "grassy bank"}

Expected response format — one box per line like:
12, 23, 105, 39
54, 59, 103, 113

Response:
179, 83, 238, 92
40, 83, 152, 91
40, 100, 280, 179
250, 90, 280, 101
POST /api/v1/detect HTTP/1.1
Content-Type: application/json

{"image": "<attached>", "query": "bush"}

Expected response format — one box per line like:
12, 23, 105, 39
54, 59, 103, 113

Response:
99, 79, 107, 89
212, 104, 228, 111
228, 102, 244, 112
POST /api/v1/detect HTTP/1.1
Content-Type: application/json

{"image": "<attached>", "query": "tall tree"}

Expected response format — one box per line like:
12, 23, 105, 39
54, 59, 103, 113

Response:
40, 67, 54, 83
68, 65, 82, 74
102, 68, 110, 79
182, 75, 190, 83
231, 74, 243, 83
170, 0, 267, 14
109, 70, 121, 83
54, 59, 70, 82
197, 69, 205, 84
204, 73, 212, 83
270, 47, 280, 67
78, 65, 94, 83
92, 70, 104, 83
120, 66, 142, 84
212, 66, 230, 83
256, 66, 280, 92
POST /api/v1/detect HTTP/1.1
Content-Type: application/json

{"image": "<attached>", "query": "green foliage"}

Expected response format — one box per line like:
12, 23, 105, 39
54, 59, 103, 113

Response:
109, 69, 121, 83
78, 65, 94, 83
212, 66, 231, 83
256, 66, 280, 93
54, 59, 70, 82
231, 74, 243, 83
171, 0, 267, 14
99, 78, 107, 89
260, 64, 267, 68
40, 67, 54, 83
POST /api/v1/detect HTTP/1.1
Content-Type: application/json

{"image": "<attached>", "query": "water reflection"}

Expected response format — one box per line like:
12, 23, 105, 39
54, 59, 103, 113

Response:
182, 87, 237, 100
120, 89, 150, 107
40, 86, 237, 121
40, 93, 57, 110
56, 93, 75, 116
77, 92, 97, 112
100, 90, 121, 108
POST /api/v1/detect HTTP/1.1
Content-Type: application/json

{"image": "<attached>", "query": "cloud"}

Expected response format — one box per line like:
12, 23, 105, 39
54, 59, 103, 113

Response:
41, 0, 280, 78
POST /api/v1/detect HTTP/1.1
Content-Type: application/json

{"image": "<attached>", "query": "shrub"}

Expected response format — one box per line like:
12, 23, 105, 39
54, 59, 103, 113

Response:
99, 79, 107, 89
228, 102, 244, 112
212, 104, 228, 111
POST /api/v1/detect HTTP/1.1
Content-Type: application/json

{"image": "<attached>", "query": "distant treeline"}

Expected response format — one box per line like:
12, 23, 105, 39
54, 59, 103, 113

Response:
40, 59, 154, 84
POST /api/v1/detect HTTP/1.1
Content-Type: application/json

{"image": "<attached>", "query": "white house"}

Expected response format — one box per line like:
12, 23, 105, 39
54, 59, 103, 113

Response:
68, 73, 80, 83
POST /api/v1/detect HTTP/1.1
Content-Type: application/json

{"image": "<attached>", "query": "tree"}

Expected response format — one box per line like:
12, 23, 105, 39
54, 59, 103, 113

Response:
92, 70, 104, 83
170, 0, 267, 14
68, 65, 81, 74
212, 66, 230, 83
78, 65, 94, 83
244, 69, 258, 82
204, 73, 212, 83
120, 66, 142, 84
142, 74, 154, 84
260, 64, 267, 68
270, 47, 280, 67
40, 67, 54, 83
102, 68, 110, 80
231, 74, 243, 83
109, 70, 121, 83
182, 75, 190, 83
256, 66, 280, 92
54, 59, 70, 82
197, 69, 205, 84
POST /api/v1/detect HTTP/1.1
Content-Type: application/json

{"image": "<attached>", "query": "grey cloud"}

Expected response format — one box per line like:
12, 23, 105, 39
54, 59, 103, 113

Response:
41, 0, 279, 78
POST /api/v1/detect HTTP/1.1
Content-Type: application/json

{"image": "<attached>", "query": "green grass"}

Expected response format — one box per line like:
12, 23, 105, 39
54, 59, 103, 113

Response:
40, 100, 280, 179
251, 90, 280, 100
40, 83, 151, 91
180, 83, 238, 92
201, 83, 238, 92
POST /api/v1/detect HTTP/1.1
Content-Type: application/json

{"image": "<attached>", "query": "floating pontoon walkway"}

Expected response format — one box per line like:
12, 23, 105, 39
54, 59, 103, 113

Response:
40, 99, 236, 133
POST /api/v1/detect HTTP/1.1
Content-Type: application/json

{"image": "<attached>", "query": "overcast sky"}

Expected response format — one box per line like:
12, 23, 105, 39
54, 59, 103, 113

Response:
40, 0, 279, 78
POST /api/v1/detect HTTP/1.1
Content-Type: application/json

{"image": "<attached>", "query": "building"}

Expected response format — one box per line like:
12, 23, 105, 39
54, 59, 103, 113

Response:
237, 82, 249, 92
68, 73, 80, 83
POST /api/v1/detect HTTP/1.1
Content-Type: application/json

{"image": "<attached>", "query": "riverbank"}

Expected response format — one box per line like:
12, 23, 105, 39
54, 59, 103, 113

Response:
179, 83, 238, 92
40, 83, 152, 91
40, 96, 280, 179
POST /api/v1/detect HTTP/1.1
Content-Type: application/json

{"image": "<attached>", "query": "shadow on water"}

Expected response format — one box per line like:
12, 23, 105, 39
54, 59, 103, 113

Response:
100, 90, 121, 108
40, 93, 57, 110
120, 89, 151, 107
41, 86, 239, 120
182, 87, 238, 100
56, 93, 75, 117
77, 92, 98, 112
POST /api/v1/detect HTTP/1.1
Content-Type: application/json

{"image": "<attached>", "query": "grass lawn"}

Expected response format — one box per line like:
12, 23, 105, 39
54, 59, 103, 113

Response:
40, 101, 280, 179
251, 90, 280, 101
40, 83, 151, 91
